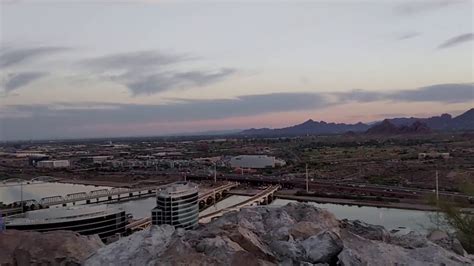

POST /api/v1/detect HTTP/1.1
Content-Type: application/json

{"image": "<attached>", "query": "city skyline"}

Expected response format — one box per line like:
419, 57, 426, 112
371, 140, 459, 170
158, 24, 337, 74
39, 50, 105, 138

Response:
1, 0, 473, 140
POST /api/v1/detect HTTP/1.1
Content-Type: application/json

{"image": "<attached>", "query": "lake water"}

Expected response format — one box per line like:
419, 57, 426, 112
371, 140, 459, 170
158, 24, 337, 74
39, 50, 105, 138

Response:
0, 181, 440, 232
271, 199, 439, 232
0, 181, 110, 204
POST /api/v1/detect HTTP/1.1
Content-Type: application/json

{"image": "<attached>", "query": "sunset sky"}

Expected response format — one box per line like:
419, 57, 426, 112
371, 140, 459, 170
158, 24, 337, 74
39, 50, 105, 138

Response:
1, 0, 473, 140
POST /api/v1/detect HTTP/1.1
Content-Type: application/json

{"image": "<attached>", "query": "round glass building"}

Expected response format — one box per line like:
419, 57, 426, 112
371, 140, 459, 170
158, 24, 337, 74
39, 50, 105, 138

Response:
151, 181, 199, 229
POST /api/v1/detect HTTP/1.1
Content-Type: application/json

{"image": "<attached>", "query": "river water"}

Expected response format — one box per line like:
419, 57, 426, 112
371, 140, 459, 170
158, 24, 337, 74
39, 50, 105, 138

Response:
0, 182, 440, 232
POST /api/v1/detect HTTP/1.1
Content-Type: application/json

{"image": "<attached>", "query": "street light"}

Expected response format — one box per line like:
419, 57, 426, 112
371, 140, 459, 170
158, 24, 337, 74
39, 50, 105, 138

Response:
214, 162, 217, 183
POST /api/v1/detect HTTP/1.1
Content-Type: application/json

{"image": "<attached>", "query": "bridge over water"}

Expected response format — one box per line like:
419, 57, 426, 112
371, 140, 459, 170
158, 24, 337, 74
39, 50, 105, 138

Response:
121, 182, 238, 232
199, 185, 281, 223
125, 184, 280, 232
4, 182, 239, 211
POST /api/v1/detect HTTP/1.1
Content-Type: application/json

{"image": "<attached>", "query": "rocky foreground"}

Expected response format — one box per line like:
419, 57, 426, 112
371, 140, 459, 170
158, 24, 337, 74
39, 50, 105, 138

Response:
0, 230, 103, 265
85, 203, 473, 265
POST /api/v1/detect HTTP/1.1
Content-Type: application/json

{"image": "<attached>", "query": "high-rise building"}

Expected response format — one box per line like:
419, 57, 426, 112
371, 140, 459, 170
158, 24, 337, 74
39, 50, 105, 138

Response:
36, 160, 70, 168
151, 181, 199, 229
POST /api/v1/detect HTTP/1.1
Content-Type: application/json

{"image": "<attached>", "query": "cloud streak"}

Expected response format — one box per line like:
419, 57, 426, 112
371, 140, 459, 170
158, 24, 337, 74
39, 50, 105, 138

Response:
336, 83, 474, 104
0, 92, 329, 140
0, 47, 68, 68
1, 83, 473, 140
122, 68, 236, 95
394, 0, 467, 16
83, 51, 189, 71
396, 32, 421, 40
389, 83, 474, 103
438, 33, 474, 49
1, 72, 48, 93
82, 50, 236, 96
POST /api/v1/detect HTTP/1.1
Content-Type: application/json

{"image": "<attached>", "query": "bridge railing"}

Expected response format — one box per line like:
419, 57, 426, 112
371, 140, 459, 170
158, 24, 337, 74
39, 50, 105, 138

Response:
200, 185, 280, 220
37, 186, 157, 206
14, 182, 239, 208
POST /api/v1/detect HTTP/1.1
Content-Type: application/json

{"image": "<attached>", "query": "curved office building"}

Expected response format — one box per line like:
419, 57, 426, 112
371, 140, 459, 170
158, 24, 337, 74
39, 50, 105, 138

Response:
151, 181, 199, 229
5, 205, 126, 240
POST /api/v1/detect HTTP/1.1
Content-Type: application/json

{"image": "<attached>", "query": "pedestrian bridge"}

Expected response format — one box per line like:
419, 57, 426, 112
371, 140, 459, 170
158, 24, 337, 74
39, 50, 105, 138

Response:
125, 184, 278, 232
123, 182, 239, 232
38, 187, 156, 207
199, 185, 281, 224
198, 182, 239, 208
6, 182, 239, 210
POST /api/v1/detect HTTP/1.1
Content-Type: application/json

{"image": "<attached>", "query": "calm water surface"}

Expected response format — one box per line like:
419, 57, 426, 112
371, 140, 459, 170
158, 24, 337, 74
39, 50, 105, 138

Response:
271, 199, 438, 232
0, 181, 110, 203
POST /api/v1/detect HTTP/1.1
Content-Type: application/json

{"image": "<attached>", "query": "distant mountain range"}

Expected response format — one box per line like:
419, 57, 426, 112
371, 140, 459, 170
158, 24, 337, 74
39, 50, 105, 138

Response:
239, 108, 474, 136
365, 120, 431, 135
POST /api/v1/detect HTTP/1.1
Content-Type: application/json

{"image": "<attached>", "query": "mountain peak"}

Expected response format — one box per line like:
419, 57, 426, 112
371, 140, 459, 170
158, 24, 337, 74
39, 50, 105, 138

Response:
239, 108, 473, 136
367, 120, 431, 135
440, 113, 452, 119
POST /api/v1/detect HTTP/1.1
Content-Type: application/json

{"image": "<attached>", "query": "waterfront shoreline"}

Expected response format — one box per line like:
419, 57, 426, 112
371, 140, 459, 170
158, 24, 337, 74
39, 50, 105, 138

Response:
56, 178, 152, 188
228, 190, 439, 212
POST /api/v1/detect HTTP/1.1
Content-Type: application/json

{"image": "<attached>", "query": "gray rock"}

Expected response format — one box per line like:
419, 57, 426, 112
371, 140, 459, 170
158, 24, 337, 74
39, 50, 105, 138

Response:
339, 229, 472, 265
84, 203, 472, 266
85, 225, 175, 266
389, 231, 428, 249
283, 203, 340, 231
425, 229, 468, 256
301, 231, 343, 264
452, 238, 467, 256
229, 226, 275, 261
289, 221, 323, 240
269, 240, 304, 261
337, 248, 364, 266
158, 238, 221, 266
195, 235, 243, 264
427, 229, 449, 242
342, 219, 390, 242
0, 230, 103, 266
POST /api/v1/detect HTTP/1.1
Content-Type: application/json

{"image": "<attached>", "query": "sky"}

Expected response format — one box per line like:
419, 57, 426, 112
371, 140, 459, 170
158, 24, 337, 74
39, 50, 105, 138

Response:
0, 0, 473, 140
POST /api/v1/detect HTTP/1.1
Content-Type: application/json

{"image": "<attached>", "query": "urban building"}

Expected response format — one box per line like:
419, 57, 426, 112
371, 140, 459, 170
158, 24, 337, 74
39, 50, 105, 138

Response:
418, 152, 450, 160
36, 160, 70, 168
92, 156, 113, 164
151, 181, 199, 230
229, 155, 286, 169
5, 205, 126, 240
28, 154, 50, 166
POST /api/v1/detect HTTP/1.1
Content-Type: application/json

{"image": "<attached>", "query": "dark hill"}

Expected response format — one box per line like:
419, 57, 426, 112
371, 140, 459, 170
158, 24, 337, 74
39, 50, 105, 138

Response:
239, 108, 473, 137
240, 119, 370, 136
366, 120, 431, 135
385, 109, 473, 131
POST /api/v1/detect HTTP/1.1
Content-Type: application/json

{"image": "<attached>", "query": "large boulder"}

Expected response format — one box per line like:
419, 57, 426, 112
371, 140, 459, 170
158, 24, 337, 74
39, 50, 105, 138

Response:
427, 229, 467, 256
289, 221, 323, 240
0, 230, 103, 266
339, 229, 472, 265
85, 225, 175, 266
85, 203, 473, 265
301, 231, 344, 264
342, 219, 390, 242
195, 235, 244, 264
228, 226, 276, 261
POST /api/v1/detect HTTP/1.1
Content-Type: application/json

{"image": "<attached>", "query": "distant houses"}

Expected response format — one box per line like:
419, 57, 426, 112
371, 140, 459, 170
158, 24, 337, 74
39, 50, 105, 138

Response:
229, 155, 286, 169
418, 152, 450, 160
